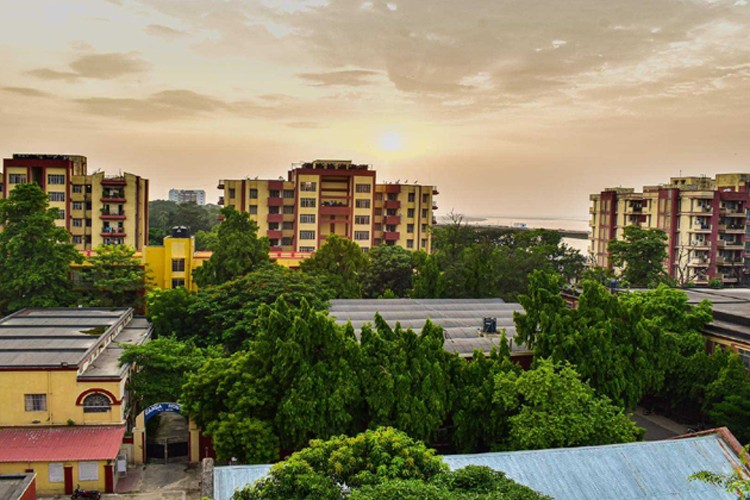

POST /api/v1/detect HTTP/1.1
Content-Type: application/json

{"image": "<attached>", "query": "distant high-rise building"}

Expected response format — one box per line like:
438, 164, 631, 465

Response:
589, 173, 750, 287
168, 188, 206, 205
218, 159, 438, 253
1, 153, 149, 250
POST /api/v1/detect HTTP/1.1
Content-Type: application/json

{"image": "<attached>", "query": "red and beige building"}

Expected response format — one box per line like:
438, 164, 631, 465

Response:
589, 173, 750, 286
218, 159, 438, 253
1, 154, 149, 251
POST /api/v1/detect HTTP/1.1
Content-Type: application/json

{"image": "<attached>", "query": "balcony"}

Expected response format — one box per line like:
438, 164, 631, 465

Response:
384, 231, 400, 241
385, 185, 401, 194
267, 230, 283, 239
217, 182, 225, 190
269, 180, 284, 190
432, 189, 439, 195
267, 197, 283, 207
691, 224, 711, 233
101, 177, 127, 186
723, 225, 745, 233
101, 230, 126, 237
688, 259, 710, 267
100, 210, 126, 220
100, 196, 126, 203
320, 205, 350, 216
384, 200, 401, 210
267, 213, 284, 223
218, 196, 224, 205
384, 215, 401, 225
432, 204, 438, 210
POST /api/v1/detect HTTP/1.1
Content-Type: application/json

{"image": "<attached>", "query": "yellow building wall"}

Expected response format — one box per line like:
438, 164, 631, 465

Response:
0, 459, 111, 496
297, 174, 320, 251
0, 370, 125, 426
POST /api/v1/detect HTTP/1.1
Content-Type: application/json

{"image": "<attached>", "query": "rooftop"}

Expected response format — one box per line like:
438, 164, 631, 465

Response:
328, 298, 529, 357
0, 425, 125, 463
0, 473, 35, 500
0, 308, 151, 373
213, 428, 747, 500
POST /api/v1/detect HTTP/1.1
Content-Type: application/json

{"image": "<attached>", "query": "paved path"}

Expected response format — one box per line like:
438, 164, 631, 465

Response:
631, 406, 692, 440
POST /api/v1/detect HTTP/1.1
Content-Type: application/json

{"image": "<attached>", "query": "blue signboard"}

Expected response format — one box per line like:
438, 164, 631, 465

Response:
144, 402, 182, 422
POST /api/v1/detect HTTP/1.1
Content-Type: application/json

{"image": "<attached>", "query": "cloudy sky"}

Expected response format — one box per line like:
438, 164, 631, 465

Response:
1, 0, 749, 222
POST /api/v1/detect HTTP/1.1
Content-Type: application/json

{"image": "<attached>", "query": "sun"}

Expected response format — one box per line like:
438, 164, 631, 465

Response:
379, 131, 403, 152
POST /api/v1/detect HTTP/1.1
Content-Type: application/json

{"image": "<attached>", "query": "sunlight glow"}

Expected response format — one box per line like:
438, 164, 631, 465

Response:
379, 131, 402, 151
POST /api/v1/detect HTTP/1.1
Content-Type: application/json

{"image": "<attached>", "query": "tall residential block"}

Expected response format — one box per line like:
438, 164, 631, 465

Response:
218, 159, 438, 253
1, 154, 149, 250
589, 173, 750, 286
168, 188, 206, 205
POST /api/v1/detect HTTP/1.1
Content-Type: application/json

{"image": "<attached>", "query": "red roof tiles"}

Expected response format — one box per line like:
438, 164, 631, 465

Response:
0, 426, 125, 463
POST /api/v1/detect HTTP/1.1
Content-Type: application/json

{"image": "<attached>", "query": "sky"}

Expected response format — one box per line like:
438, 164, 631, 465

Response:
1, 0, 749, 222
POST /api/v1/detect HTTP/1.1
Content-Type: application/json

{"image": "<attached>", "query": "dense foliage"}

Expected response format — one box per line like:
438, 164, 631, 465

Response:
232, 428, 549, 500
148, 199, 220, 245
299, 234, 368, 298
0, 183, 82, 314
76, 244, 150, 311
608, 225, 669, 287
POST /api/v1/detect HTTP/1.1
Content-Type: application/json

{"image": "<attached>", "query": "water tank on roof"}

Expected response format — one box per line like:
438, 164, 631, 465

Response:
482, 317, 497, 334
171, 226, 190, 238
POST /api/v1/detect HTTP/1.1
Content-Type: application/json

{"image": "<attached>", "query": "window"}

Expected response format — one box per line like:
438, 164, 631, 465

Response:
355, 215, 370, 225
361, 247, 370, 253
355, 199, 371, 209
172, 258, 185, 272
422, 224, 427, 232
283, 205, 295, 214
249, 205, 258, 215
72, 235, 82, 244
72, 201, 83, 211
72, 184, 83, 193
421, 238, 427, 248
354, 231, 369, 240
374, 223, 382, 231
283, 190, 295, 198
58, 210, 65, 220
268, 206, 280, 214
86, 218, 92, 227
282, 221, 294, 230
355, 183, 371, 193
249, 188, 258, 199
407, 239, 414, 249
408, 192, 416, 202
9, 174, 26, 184
407, 224, 414, 233
49, 192, 65, 202
270, 190, 280, 198
48, 174, 65, 185
171, 278, 186, 288
301, 181, 317, 192
375, 193, 383, 201
300, 230, 316, 240
49, 463, 64, 484
83, 393, 111, 413
78, 462, 99, 482
740, 348, 750, 369
72, 219, 83, 227
422, 209, 428, 218
300, 214, 316, 224
25, 394, 47, 412
407, 208, 415, 218
300, 246, 315, 252
229, 188, 236, 198
301, 198, 317, 208
282, 237, 293, 246
374, 208, 382, 216
422, 194, 430, 203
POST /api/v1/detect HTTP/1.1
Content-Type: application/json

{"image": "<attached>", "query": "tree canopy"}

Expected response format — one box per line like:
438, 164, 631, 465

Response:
361, 244, 414, 298
77, 244, 150, 311
0, 183, 82, 314
299, 234, 368, 298
148, 199, 220, 245
193, 206, 271, 288
608, 225, 669, 287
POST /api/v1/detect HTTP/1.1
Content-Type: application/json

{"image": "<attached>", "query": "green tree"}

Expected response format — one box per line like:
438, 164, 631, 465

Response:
193, 206, 271, 288
300, 233, 367, 298
411, 251, 446, 298
703, 354, 750, 442
119, 336, 218, 409
145, 287, 197, 338
496, 359, 642, 450
608, 225, 668, 287
148, 200, 221, 245
77, 244, 149, 311
361, 244, 414, 298
0, 183, 82, 314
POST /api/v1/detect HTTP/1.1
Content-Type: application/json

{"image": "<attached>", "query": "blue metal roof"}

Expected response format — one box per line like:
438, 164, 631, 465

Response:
443, 435, 743, 500
213, 434, 744, 500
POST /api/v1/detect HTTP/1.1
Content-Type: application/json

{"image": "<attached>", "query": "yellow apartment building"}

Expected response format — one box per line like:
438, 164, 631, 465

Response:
218, 159, 438, 253
590, 173, 750, 286
0, 308, 152, 495
1, 153, 149, 251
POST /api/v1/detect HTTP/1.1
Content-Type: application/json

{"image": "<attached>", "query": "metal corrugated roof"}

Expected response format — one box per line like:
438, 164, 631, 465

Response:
212, 433, 745, 500
329, 299, 528, 356
443, 435, 743, 500
0, 426, 125, 463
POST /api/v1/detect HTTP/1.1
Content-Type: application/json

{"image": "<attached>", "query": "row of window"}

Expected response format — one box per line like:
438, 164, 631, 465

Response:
25, 393, 111, 413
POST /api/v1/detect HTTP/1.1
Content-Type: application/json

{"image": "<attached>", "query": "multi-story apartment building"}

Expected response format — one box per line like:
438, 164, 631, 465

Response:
590, 173, 750, 286
1, 154, 149, 250
218, 160, 438, 253
168, 188, 206, 205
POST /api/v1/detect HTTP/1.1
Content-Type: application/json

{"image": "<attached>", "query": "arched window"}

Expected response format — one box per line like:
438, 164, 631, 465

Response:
83, 393, 111, 413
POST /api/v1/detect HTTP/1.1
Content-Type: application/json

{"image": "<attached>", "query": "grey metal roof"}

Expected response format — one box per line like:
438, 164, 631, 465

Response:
79, 321, 153, 379
443, 434, 743, 500
213, 433, 745, 500
329, 298, 529, 357
0, 308, 138, 369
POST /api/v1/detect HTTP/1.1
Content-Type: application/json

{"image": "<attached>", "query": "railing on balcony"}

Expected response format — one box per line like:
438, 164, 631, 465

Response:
268, 180, 284, 190
267, 213, 284, 223
384, 200, 400, 210
217, 182, 225, 190
267, 197, 283, 207
267, 230, 283, 239
102, 176, 127, 186
101, 229, 126, 237
385, 184, 401, 194
218, 197, 224, 205
384, 215, 401, 225
100, 210, 126, 220
384, 231, 400, 241
320, 205, 350, 216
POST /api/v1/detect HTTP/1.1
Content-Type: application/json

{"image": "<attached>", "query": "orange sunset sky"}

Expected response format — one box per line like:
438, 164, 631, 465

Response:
1, 0, 749, 221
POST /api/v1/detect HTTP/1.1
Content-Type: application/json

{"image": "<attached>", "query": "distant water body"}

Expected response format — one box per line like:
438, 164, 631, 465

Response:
461, 214, 591, 254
